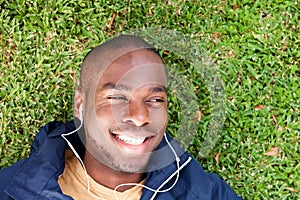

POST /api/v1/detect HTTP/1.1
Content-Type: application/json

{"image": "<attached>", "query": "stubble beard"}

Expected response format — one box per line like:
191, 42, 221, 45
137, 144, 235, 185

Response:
88, 137, 150, 173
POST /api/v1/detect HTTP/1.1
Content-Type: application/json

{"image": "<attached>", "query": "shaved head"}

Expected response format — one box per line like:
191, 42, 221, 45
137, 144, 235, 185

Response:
73, 35, 169, 174
79, 35, 164, 96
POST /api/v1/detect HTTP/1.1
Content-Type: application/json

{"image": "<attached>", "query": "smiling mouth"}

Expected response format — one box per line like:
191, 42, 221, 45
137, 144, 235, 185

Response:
115, 134, 146, 146
109, 128, 152, 147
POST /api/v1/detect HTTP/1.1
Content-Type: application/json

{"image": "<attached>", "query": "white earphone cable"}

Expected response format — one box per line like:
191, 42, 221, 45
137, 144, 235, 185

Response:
113, 133, 181, 200
61, 106, 187, 200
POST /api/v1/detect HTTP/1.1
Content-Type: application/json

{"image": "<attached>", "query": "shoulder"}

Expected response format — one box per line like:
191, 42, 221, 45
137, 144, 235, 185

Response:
0, 159, 27, 199
179, 156, 242, 200
0, 120, 76, 199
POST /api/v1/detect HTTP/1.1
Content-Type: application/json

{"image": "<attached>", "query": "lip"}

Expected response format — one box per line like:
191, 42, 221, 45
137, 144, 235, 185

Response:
109, 130, 153, 153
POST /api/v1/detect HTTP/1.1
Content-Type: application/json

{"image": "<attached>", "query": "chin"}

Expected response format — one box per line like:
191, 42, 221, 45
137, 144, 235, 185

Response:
86, 134, 156, 173
114, 154, 151, 173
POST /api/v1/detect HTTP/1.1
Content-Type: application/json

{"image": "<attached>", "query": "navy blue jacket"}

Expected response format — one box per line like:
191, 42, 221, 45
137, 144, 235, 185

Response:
0, 121, 242, 200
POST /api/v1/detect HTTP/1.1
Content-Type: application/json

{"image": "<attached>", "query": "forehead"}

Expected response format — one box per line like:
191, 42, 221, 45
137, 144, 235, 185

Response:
97, 49, 167, 90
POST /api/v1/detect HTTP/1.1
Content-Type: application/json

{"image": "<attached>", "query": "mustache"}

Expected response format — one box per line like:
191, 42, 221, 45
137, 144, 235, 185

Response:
109, 125, 159, 137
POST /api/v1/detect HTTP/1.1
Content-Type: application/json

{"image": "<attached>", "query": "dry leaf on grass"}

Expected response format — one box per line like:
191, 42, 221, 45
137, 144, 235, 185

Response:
193, 110, 203, 121
264, 146, 279, 156
286, 187, 299, 193
254, 104, 266, 110
107, 13, 116, 29
215, 152, 220, 165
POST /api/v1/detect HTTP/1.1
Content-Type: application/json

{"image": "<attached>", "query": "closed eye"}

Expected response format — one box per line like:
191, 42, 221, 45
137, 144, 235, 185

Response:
147, 99, 164, 102
146, 97, 165, 103
107, 95, 128, 101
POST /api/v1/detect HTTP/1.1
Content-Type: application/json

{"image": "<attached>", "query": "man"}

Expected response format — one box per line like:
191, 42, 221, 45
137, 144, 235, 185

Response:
0, 35, 242, 200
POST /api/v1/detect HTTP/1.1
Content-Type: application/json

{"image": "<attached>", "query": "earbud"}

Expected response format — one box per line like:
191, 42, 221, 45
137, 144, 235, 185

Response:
79, 104, 83, 122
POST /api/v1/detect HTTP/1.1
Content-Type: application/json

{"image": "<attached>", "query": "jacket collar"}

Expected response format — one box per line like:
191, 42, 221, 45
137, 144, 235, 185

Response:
141, 134, 191, 199
6, 121, 190, 199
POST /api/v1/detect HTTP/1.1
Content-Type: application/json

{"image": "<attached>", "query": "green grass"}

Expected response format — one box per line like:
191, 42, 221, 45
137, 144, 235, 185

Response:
0, 0, 299, 199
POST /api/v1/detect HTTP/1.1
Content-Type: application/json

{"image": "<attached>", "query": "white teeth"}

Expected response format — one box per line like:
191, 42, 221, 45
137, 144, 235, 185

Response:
116, 135, 146, 146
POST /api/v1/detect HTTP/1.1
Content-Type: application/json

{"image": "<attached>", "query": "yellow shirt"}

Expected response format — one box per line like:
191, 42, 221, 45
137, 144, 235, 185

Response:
58, 150, 145, 200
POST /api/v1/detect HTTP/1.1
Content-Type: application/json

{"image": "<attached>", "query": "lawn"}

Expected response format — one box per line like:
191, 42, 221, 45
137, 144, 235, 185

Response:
0, 0, 299, 199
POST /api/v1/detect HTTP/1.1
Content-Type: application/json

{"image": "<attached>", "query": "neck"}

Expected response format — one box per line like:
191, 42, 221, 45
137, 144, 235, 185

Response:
83, 150, 145, 192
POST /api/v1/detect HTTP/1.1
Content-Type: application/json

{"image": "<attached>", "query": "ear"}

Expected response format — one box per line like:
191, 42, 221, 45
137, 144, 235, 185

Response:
74, 89, 84, 120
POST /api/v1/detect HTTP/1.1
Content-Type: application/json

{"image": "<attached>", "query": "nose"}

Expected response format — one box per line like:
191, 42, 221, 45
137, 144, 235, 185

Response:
122, 101, 151, 127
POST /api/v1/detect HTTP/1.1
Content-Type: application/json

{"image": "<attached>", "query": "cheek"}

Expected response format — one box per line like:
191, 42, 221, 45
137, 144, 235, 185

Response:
94, 106, 116, 130
150, 107, 168, 130
96, 101, 128, 121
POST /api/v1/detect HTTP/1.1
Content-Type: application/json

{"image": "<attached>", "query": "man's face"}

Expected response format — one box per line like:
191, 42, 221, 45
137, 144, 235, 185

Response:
84, 49, 168, 173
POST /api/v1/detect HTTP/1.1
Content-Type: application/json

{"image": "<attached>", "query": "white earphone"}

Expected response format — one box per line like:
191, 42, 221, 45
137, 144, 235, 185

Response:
62, 103, 191, 200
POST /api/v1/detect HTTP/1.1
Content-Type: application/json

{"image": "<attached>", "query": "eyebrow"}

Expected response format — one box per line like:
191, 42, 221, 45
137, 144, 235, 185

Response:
149, 86, 167, 94
101, 82, 129, 91
100, 82, 167, 93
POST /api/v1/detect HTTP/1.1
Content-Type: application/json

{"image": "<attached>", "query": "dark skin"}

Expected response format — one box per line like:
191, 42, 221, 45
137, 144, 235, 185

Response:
74, 49, 168, 191
83, 151, 144, 191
